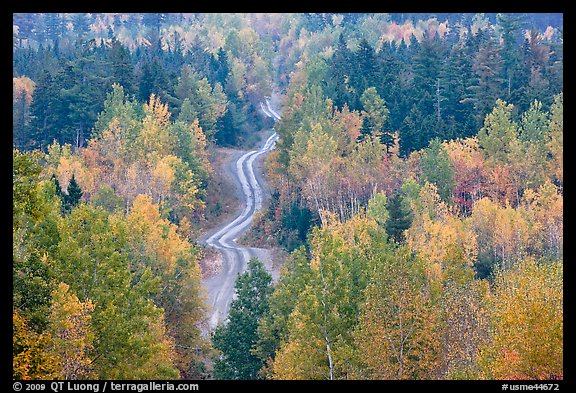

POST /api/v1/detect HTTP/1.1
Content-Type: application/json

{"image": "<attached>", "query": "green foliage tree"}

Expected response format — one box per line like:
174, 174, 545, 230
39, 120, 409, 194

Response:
420, 138, 456, 203
254, 247, 312, 377
212, 257, 273, 379
271, 216, 381, 379
91, 184, 125, 214
366, 190, 389, 227
477, 99, 519, 165
55, 204, 179, 379
359, 87, 392, 147
13, 150, 60, 331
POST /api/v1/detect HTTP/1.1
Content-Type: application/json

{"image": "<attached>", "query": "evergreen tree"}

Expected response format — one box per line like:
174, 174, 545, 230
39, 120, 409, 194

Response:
59, 49, 110, 148
496, 13, 526, 101
65, 174, 83, 210
71, 13, 91, 39
326, 33, 353, 109
443, 43, 476, 137
51, 174, 64, 201
463, 33, 505, 129
45, 13, 64, 43
109, 37, 135, 96
358, 116, 373, 142
57, 174, 83, 215
385, 191, 414, 244
215, 106, 237, 146
212, 257, 273, 379
215, 47, 230, 86
29, 70, 57, 149
349, 39, 379, 109
399, 103, 435, 156
378, 41, 404, 131
137, 58, 169, 104
409, 31, 449, 147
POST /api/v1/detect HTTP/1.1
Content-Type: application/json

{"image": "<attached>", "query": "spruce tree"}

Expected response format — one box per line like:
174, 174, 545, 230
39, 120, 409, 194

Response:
51, 174, 64, 199
385, 191, 413, 244
109, 38, 135, 95
66, 174, 83, 207
29, 70, 57, 149
60, 174, 83, 214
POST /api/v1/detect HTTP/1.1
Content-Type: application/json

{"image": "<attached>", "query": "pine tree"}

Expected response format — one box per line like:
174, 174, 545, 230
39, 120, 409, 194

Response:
358, 116, 373, 142
378, 41, 403, 131
444, 44, 476, 137
400, 103, 435, 156
215, 106, 237, 146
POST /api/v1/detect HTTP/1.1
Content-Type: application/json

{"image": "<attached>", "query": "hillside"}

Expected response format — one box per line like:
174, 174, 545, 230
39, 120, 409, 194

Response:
13, 12, 563, 382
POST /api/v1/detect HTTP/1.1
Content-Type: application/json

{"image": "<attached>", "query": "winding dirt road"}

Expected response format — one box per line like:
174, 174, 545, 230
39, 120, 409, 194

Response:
202, 98, 280, 330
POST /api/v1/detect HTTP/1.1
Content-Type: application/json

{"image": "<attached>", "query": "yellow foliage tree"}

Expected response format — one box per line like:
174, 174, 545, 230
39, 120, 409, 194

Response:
478, 258, 563, 379
124, 195, 207, 376
354, 246, 442, 379
13, 312, 58, 380
151, 155, 177, 204
440, 279, 490, 379
46, 282, 96, 380
546, 93, 562, 188
140, 94, 174, 158
13, 76, 36, 104
271, 306, 333, 380
521, 180, 562, 260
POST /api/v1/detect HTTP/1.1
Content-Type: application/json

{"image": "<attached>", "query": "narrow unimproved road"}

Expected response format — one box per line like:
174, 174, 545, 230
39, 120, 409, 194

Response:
202, 98, 281, 330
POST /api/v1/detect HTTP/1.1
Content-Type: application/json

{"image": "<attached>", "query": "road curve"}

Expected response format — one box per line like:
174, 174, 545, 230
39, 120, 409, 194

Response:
202, 99, 280, 330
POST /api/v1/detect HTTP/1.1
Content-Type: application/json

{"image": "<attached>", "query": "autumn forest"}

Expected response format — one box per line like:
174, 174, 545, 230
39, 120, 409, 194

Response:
12, 13, 563, 381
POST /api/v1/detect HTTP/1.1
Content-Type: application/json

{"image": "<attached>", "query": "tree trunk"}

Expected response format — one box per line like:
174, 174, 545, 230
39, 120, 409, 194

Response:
436, 78, 441, 124
319, 262, 334, 380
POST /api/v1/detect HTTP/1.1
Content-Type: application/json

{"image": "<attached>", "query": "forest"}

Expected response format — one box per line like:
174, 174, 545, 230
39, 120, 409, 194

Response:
13, 13, 562, 381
